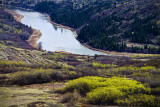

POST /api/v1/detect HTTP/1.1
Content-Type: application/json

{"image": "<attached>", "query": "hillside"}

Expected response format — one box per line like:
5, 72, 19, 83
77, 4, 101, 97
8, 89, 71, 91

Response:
34, 0, 160, 53
0, 5, 160, 107
0, 8, 36, 49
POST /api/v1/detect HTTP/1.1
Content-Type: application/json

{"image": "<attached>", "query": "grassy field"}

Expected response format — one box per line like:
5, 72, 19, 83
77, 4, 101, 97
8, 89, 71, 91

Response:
0, 49, 160, 106
0, 84, 64, 107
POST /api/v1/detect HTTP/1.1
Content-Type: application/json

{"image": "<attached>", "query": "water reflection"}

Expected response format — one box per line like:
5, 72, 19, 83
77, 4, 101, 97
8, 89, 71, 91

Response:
13, 9, 109, 56
53, 25, 58, 31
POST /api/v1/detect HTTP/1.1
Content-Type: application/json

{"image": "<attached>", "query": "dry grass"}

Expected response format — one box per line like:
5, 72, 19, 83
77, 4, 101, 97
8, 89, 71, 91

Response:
0, 87, 56, 107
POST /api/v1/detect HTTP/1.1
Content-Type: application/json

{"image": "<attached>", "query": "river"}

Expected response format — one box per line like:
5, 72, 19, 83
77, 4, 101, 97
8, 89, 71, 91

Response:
12, 9, 109, 56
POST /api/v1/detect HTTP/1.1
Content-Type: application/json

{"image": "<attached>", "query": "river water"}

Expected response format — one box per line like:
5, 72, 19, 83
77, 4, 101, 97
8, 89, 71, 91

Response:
12, 9, 109, 56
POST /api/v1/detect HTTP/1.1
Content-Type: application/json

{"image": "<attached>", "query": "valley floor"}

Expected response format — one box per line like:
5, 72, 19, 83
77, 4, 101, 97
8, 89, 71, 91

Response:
0, 7, 160, 107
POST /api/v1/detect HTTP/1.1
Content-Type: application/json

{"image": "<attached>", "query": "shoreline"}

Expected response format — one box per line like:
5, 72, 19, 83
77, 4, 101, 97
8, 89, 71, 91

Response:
83, 43, 135, 56
45, 14, 140, 56
5, 9, 42, 49
45, 14, 158, 57
5, 9, 24, 22
83, 43, 160, 57
45, 14, 78, 38
27, 29, 42, 49
6, 9, 154, 57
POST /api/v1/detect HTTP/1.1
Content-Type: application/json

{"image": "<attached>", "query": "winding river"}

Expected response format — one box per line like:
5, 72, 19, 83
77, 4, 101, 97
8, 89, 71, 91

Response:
12, 9, 109, 56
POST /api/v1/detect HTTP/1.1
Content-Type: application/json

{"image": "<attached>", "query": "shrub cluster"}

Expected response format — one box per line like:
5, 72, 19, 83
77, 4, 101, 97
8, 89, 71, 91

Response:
9, 70, 80, 85
116, 94, 156, 106
92, 62, 117, 68
105, 66, 156, 75
10, 70, 59, 85
0, 60, 26, 68
132, 54, 160, 58
133, 72, 160, 88
0, 60, 75, 73
62, 76, 153, 105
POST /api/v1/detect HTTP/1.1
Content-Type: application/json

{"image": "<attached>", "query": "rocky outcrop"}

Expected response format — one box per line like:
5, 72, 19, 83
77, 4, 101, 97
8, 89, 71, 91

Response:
0, 43, 50, 63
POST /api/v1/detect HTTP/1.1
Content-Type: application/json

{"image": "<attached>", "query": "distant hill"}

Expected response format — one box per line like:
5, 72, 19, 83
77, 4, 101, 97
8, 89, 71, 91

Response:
34, 0, 160, 54
4, 0, 160, 54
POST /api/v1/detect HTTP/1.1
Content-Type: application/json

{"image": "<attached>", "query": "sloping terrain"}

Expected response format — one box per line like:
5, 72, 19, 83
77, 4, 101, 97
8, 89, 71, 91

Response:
0, 8, 34, 49
0, 1, 160, 107
34, 0, 160, 53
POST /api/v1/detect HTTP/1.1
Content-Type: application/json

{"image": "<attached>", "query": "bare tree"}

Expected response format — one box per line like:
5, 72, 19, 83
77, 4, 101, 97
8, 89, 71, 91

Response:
38, 42, 42, 51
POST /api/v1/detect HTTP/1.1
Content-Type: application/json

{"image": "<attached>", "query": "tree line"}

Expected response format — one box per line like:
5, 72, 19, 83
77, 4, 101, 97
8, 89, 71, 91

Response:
34, 1, 160, 53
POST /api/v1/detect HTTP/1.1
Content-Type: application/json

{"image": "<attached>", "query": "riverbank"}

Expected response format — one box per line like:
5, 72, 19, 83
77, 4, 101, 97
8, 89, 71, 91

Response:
5, 9, 42, 49
5, 9, 153, 57
45, 14, 78, 38
27, 29, 42, 48
83, 43, 160, 57
83, 43, 135, 57
47, 15, 156, 56
5, 9, 24, 22
45, 14, 145, 57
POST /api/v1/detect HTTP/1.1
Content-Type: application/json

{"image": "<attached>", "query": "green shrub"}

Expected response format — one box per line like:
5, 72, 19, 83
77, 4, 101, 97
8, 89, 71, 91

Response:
68, 71, 79, 79
132, 54, 160, 58
62, 64, 75, 71
0, 60, 26, 68
156, 87, 160, 93
151, 87, 160, 95
92, 62, 117, 68
87, 87, 123, 104
10, 70, 52, 85
10, 70, 67, 85
2, 24, 12, 31
60, 92, 74, 103
62, 77, 98, 95
116, 94, 155, 106
62, 76, 152, 105
43, 53, 65, 61
60, 90, 81, 103
133, 72, 160, 88
105, 66, 156, 75
62, 76, 151, 96
0, 60, 29, 73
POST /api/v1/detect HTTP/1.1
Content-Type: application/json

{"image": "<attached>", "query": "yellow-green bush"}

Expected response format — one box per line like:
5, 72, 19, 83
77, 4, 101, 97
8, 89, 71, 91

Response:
62, 77, 99, 95
62, 76, 150, 96
10, 69, 67, 85
116, 94, 155, 106
92, 62, 117, 68
87, 87, 123, 104
68, 71, 80, 79
105, 66, 156, 75
0, 60, 26, 68
62, 64, 75, 71
43, 53, 65, 61
132, 54, 160, 58
0, 60, 75, 74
